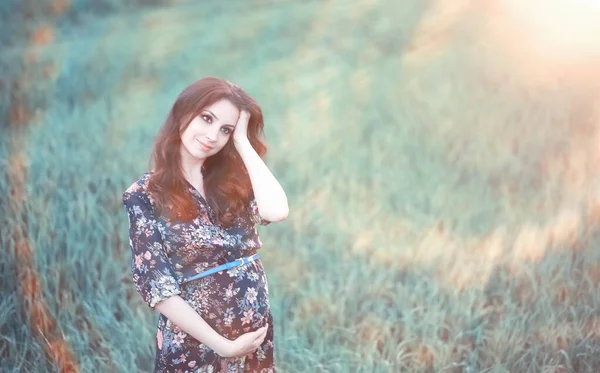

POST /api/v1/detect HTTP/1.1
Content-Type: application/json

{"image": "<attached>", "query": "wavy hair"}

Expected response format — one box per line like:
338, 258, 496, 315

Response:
147, 77, 267, 227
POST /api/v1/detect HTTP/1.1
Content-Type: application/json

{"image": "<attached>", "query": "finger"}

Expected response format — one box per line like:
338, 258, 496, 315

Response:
251, 328, 265, 337
255, 328, 267, 338
254, 325, 268, 336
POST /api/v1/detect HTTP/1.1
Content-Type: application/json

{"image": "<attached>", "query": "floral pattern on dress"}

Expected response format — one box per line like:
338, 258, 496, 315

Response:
123, 172, 275, 373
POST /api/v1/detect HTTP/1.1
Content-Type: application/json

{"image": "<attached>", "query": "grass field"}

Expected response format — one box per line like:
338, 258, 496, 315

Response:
2, 0, 600, 372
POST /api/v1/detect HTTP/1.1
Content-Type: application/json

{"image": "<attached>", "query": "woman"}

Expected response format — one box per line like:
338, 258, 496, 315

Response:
122, 77, 288, 373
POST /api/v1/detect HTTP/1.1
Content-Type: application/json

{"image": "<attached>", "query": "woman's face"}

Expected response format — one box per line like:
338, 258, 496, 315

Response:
180, 98, 240, 161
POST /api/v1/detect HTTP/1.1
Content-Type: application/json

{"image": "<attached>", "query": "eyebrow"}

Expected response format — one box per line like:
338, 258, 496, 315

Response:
204, 110, 234, 127
205, 110, 219, 121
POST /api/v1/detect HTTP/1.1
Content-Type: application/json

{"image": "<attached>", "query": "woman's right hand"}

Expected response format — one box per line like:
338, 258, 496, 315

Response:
217, 323, 269, 358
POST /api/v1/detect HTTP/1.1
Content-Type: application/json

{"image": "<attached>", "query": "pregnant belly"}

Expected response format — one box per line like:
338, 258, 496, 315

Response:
180, 259, 271, 340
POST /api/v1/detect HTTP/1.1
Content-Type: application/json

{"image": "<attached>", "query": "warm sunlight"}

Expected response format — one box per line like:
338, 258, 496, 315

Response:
478, 0, 600, 88
503, 0, 600, 60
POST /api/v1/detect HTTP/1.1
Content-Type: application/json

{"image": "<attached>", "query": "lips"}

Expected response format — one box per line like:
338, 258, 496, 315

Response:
196, 138, 213, 151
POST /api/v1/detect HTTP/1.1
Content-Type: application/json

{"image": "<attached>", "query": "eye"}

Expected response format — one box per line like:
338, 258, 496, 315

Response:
201, 114, 212, 124
221, 127, 232, 135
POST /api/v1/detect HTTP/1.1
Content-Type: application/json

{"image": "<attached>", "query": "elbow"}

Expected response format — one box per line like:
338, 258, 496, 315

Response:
279, 207, 290, 221
264, 206, 289, 222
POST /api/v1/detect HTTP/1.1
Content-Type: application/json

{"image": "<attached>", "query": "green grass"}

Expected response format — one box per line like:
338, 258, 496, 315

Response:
2, 0, 600, 372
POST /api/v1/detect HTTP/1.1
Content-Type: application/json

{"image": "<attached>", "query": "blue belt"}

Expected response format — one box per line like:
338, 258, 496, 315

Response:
183, 253, 260, 283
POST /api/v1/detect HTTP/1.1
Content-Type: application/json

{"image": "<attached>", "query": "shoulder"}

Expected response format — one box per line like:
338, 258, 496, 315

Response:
122, 172, 154, 210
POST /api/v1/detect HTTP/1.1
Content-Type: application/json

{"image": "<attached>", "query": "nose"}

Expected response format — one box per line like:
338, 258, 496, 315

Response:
205, 127, 219, 142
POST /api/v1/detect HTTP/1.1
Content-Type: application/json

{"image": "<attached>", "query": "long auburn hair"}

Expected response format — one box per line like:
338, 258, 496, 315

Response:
147, 77, 267, 227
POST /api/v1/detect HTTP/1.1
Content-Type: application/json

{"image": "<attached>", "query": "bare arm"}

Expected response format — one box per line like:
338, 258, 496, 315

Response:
154, 295, 232, 357
234, 138, 289, 222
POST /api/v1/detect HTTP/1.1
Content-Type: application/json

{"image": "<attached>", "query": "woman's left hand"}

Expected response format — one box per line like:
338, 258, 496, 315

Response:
233, 110, 251, 146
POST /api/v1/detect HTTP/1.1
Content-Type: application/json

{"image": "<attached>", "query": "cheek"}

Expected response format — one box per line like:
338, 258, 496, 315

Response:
215, 136, 231, 151
183, 121, 203, 138
183, 119, 202, 135
181, 131, 194, 145
181, 127, 200, 148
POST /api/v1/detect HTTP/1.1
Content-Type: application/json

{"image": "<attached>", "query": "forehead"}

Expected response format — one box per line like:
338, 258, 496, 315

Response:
203, 99, 239, 123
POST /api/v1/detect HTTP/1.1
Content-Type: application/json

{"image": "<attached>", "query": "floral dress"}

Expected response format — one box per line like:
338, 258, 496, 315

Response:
122, 172, 275, 373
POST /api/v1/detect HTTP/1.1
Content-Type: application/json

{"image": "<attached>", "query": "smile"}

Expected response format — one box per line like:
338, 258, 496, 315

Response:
196, 138, 213, 151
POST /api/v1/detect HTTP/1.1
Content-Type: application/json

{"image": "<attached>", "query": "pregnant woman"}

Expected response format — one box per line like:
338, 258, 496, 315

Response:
122, 77, 288, 372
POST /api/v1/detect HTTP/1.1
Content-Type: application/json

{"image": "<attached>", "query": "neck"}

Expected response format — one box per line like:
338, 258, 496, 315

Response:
180, 147, 204, 183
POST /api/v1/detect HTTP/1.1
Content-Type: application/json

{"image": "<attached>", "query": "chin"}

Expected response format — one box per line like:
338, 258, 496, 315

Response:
194, 152, 210, 160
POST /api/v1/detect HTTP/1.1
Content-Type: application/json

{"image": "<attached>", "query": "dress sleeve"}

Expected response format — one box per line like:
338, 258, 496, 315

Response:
122, 190, 182, 309
248, 192, 271, 226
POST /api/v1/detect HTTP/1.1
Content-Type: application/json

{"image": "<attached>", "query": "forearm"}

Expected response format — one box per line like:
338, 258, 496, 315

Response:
154, 295, 232, 356
235, 140, 288, 221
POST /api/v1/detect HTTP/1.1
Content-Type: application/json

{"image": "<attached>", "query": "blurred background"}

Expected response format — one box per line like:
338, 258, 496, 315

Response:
2, 0, 600, 372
